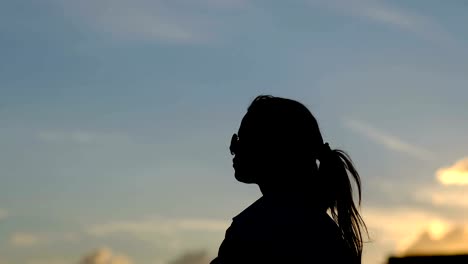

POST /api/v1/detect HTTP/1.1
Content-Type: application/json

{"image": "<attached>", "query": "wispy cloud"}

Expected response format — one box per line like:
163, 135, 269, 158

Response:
56, 0, 247, 43
10, 233, 40, 247
436, 157, 468, 185
58, 0, 196, 43
87, 217, 229, 237
313, 0, 452, 44
85, 217, 226, 262
344, 118, 436, 161
9, 232, 79, 247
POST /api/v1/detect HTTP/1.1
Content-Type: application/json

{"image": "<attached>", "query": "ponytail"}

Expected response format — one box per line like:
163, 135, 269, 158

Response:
317, 144, 368, 263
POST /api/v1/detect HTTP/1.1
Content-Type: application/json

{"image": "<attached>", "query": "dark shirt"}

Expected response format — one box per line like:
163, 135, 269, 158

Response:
211, 196, 354, 264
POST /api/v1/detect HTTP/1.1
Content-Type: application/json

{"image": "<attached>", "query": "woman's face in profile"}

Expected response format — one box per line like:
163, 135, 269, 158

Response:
230, 113, 270, 184
230, 114, 256, 183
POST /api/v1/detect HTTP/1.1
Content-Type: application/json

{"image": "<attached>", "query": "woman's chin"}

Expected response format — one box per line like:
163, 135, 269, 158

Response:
234, 172, 256, 184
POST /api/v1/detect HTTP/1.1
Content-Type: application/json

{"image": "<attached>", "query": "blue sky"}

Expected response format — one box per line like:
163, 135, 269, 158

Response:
1, 0, 468, 263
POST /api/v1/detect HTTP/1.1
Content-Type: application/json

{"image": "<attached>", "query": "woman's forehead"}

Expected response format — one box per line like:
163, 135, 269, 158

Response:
238, 113, 257, 137
238, 113, 275, 141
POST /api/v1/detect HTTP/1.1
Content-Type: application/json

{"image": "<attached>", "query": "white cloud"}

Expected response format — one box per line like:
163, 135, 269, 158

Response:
87, 217, 229, 237
404, 226, 468, 256
363, 207, 453, 254
79, 248, 133, 264
313, 0, 452, 44
410, 157, 468, 210
344, 118, 436, 161
0, 209, 8, 220
415, 184, 468, 209
10, 233, 40, 247
436, 157, 468, 185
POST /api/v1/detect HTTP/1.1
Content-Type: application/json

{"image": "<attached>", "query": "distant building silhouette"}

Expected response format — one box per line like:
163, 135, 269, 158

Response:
388, 254, 468, 264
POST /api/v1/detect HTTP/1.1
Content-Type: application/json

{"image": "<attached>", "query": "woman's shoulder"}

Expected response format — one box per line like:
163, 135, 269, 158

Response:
230, 196, 341, 239
232, 196, 267, 223
215, 197, 354, 263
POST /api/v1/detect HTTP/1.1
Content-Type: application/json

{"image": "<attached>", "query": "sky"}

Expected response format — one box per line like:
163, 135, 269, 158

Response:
1, 0, 468, 263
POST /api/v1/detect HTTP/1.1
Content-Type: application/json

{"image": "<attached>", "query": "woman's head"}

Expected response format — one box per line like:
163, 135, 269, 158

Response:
229, 95, 367, 262
231, 95, 323, 184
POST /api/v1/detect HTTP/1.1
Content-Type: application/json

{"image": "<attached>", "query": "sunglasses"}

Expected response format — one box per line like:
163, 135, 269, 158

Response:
230, 133, 239, 155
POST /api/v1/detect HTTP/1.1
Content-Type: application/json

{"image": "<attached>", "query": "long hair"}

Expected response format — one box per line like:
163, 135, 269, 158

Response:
246, 95, 368, 262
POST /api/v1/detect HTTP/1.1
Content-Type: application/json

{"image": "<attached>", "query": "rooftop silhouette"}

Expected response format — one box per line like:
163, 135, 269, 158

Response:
388, 254, 468, 264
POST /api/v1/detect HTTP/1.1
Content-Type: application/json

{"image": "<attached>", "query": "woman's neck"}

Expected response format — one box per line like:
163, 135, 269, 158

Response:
259, 181, 308, 198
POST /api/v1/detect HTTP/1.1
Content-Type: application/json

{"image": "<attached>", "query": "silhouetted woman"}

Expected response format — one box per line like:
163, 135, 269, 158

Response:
211, 95, 368, 264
